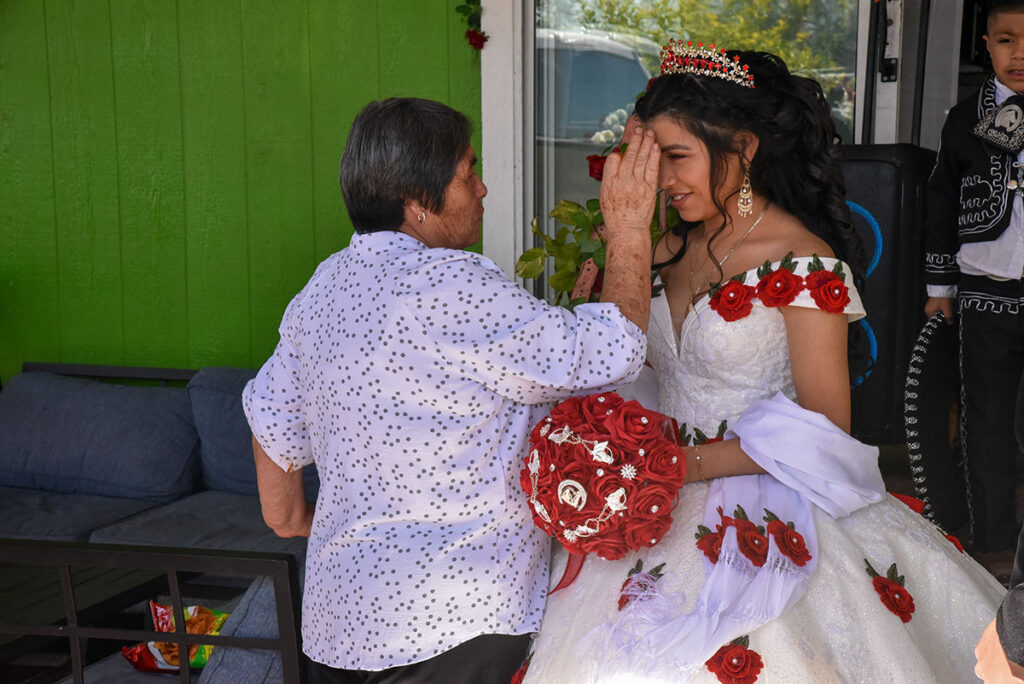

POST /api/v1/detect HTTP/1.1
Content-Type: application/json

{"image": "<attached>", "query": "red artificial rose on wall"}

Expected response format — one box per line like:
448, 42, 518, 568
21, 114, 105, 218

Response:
705, 637, 764, 684
465, 29, 488, 49
709, 279, 756, 322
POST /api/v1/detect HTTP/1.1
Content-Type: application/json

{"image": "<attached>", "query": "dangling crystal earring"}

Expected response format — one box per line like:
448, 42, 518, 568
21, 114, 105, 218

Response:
737, 164, 753, 217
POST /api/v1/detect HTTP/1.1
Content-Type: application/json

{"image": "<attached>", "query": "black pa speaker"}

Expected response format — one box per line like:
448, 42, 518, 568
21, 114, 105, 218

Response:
840, 144, 935, 444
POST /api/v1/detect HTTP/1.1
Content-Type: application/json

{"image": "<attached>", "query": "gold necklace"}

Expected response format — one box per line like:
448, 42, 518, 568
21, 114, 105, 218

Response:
685, 202, 771, 316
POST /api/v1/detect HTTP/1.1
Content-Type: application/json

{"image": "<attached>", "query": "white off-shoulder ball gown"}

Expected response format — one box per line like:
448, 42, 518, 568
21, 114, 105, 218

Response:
524, 256, 1004, 684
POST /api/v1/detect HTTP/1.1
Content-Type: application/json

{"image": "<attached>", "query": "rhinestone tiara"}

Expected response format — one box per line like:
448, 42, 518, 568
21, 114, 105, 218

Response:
659, 39, 755, 89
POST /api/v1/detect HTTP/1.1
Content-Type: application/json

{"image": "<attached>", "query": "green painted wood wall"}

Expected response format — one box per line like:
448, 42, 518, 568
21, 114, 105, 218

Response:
0, 0, 483, 383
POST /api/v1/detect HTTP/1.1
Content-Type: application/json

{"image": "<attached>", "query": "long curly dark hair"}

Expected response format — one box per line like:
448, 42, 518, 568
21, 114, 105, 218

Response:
637, 50, 866, 280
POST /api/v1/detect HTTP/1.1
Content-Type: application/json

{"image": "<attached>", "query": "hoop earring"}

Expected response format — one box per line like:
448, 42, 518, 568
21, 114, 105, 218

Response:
417, 211, 426, 224
737, 165, 753, 217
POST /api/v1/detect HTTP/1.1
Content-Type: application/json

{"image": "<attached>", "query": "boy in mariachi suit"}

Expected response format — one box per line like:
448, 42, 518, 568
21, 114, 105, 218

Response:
924, 0, 1024, 579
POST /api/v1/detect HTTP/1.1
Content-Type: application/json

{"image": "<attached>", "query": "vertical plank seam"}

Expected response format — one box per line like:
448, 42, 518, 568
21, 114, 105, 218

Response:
446, 0, 453, 105
239, 0, 254, 368
174, 0, 191, 366
106, 0, 127, 362
305, 0, 317, 265
376, 0, 382, 96
41, 0, 65, 363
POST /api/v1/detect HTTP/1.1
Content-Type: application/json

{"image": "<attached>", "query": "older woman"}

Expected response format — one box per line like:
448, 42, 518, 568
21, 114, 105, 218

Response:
243, 97, 659, 683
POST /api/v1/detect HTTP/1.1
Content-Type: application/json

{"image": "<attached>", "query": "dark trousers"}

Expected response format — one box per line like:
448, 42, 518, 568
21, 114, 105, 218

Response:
306, 634, 532, 684
959, 275, 1024, 551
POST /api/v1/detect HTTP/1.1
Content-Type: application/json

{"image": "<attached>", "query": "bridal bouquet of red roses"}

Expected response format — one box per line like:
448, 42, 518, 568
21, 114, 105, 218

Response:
520, 392, 687, 562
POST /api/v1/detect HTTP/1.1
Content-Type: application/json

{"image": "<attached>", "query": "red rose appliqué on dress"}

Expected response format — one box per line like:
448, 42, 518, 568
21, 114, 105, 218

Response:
709, 276, 756, 322
705, 635, 764, 684
695, 523, 724, 564
697, 505, 769, 568
617, 559, 666, 610
804, 255, 850, 314
724, 511, 768, 568
755, 252, 804, 307
865, 559, 915, 623
763, 509, 812, 567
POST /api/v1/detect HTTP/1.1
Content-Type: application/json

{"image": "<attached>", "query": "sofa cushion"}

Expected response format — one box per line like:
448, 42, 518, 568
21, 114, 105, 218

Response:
0, 486, 158, 542
187, 367, 319, 501
88, 490, 308, 560
0, 372, 199, 503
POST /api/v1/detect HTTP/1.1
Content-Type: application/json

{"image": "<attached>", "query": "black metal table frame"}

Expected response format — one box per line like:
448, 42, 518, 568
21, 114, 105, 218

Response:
0, 538, 304, 684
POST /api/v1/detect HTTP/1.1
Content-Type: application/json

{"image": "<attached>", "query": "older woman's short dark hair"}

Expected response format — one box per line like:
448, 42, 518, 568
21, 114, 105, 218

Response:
340, 98, 472, 233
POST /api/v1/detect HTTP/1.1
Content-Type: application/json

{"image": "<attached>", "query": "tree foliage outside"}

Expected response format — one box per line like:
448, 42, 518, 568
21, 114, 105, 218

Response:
538, 0, 858, 86
537, 0, 859, 141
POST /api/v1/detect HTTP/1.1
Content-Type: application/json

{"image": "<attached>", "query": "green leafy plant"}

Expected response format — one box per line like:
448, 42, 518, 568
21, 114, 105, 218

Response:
516, 192, 673, 310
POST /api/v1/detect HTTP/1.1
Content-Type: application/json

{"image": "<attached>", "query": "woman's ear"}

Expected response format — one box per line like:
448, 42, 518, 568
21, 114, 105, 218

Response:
735, 131, 760, 166
403, 200, 427, 226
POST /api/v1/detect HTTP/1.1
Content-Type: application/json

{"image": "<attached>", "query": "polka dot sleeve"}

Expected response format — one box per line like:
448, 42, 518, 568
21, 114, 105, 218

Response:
402, 252, 647, 404
243, 285, 314, 472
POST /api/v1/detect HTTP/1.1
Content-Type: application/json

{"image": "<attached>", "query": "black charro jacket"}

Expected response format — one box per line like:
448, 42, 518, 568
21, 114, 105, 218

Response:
925, 76, 1018, 287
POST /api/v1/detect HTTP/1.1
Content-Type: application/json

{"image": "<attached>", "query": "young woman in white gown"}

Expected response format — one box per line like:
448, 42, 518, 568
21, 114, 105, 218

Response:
523, 44, 1005, 684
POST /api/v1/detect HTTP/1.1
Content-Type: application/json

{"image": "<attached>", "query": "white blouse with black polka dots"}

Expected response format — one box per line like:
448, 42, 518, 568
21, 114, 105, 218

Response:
243, 230, 646, 670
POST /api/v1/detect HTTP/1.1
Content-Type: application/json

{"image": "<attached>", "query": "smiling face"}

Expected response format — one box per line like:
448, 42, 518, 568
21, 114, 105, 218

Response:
645, 115, 746, 224
986, 10, 1024, 93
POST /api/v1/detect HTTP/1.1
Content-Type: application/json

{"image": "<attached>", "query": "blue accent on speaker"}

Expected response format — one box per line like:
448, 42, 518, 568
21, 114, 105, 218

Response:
852, 318, 878, 386
847, 200, 882, 278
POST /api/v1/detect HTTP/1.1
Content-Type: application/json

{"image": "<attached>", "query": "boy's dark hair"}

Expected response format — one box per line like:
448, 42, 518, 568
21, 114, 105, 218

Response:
989, 0, 1024, 24
339, 98, 471, 234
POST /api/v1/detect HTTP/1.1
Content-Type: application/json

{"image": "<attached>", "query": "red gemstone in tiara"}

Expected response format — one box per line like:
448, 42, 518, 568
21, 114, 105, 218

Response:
658, 38, 755, 89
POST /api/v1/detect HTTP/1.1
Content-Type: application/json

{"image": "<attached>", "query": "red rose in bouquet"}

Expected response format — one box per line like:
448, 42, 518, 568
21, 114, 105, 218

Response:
623, 511, 673, 550
522, 392, 687, 567
605, 401, 665, 452
626, 482, 676, 521
581, 392, 624, 427
642, 440, 687, 486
